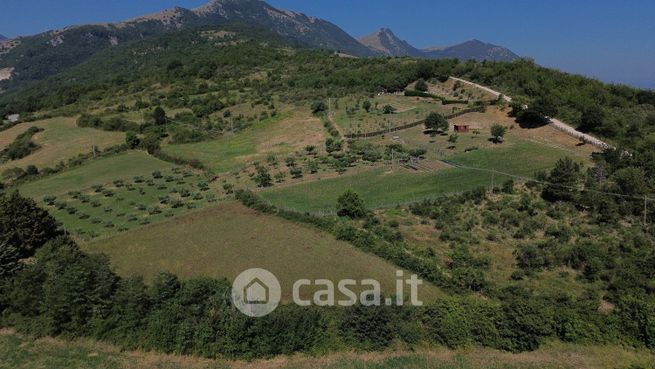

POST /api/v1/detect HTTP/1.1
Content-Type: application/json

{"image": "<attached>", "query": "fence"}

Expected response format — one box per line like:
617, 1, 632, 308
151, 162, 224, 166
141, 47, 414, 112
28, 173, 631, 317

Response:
344, 106, 486, 139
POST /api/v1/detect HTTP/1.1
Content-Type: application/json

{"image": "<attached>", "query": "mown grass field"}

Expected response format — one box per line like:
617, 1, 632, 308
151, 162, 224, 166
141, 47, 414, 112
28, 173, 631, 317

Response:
162, 110, 324, 173
0, 118, 125, 174
86, 201, 443, 301
1, 329, 652, 369
18, 151, 174, 198
259, 139, 580, 213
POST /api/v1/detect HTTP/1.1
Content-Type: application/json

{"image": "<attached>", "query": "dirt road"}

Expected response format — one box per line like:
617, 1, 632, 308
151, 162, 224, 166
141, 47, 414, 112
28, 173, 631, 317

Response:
449, 77, 612, 149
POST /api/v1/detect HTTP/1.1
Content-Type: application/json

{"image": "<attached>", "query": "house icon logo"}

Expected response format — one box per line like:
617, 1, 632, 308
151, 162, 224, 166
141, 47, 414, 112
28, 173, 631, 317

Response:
244, 278, 269, 304
232, 268, 281, 317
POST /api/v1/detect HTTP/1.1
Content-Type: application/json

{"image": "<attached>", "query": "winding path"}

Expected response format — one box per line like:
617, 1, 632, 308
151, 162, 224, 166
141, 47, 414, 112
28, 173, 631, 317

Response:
450, 77, 612, 150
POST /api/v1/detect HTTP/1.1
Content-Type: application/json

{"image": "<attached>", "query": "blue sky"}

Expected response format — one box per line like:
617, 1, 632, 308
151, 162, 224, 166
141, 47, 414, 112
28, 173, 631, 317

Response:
1, 0, 653, 88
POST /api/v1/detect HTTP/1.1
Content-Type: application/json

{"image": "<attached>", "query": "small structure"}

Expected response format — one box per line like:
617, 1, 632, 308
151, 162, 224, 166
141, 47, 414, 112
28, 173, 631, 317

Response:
454, 124, 470, 133
7, 114, 20, 123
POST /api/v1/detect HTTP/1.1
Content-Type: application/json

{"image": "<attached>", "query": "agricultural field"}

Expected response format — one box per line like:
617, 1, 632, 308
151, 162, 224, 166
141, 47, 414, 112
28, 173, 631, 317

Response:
1, 329, 653, 369
0, 117, 125, 174
18, 151, 174, 198
39, 166, 216, 240
162, 109, 325, 173
428, 77, 499, 101
331, 94, 467, 135
259, 137, 589, 213
86, 201, 443, 301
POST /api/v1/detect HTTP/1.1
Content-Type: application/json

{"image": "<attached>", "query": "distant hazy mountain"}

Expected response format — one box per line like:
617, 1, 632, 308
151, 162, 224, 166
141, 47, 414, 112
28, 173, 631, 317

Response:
359, 28, 424, 57
359, 27, 520, 62
0, 34, 7, 41
423, 39, 520, 62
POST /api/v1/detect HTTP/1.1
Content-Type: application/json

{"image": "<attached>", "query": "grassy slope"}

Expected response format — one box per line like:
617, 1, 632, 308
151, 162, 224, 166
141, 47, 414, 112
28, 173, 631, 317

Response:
86, 201, 442, 301
18, 151, 174, 198
0, 118, 124, 173
42, 167, 215, 240
162, 110, 325, 173
331, 95, 463, 134
260, 139, 577, 213
1, 330, 652, 369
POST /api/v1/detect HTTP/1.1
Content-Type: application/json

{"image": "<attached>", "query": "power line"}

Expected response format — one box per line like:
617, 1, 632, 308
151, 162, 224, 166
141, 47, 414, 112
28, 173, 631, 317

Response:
445, 161, 655, 202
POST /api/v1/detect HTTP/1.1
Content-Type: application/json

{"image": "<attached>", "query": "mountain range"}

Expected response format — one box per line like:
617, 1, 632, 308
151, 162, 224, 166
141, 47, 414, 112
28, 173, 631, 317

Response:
0, 0, 520, 90
0, 34, 7, 41
358, 28, 520, 62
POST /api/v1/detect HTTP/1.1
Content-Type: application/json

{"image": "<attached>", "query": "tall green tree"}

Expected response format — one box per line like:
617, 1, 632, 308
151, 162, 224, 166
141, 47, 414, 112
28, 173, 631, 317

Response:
0, 192, 62, 258
152, 107, 167, 125
579, 106, 604, 133
336, 190, 366, 218
542, 158, 582, 202
425, 112, 448, 132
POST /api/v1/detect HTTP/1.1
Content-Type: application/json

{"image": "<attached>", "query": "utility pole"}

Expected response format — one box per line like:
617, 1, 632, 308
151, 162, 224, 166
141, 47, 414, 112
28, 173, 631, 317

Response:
391, 149, 395, 172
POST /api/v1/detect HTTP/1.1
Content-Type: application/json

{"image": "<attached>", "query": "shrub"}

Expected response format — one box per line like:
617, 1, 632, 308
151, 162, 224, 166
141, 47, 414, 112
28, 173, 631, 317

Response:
336, 190, 367, 219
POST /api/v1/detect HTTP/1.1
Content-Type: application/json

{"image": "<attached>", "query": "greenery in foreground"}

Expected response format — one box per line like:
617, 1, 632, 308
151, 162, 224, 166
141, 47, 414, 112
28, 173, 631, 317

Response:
1, 331, 654, 369
1, 145, 655, 361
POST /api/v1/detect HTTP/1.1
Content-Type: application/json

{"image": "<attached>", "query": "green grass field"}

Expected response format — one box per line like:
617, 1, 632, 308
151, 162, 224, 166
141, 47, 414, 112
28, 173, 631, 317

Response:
162, 110, 324, 173
18, 151, 174, 198
0, 118, 125, 174
40, 167, 216, 240
259, 139, 576, 213
1, 330, 652, 369
86, 201, 443, 301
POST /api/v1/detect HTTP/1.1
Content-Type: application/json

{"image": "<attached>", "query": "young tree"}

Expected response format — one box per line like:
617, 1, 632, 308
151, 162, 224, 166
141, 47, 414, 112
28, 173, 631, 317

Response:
274, 171, 287, 183
491, 124, 507, 143
325, 137, 342, 153
363, 100, 372, 113
307, 160, 319, 174
383, 105, 396, 114
336, 190, 367, 218
152, 107, 167, 125
254, 165, 273, 188
448, 134, 459, 144
25, 165, 39, 176
290, 166, 303, 179
125, 131, 140, 149
311, 101, 328, 115
415, 79, 429, 92
425, 112, 449, 132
